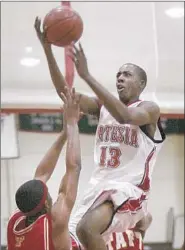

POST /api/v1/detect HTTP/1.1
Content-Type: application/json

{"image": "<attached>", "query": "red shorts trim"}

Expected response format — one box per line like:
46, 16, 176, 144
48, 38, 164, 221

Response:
138, 146, 156, 192
70, 232, 81, 250
117, 194, 147, 213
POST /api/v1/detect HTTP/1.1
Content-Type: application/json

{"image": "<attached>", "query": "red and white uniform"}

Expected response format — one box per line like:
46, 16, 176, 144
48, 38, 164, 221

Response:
7, 210, 81, 250
7, 210, 54, 250
106, 230, 144, 250
70, 101, 165, 240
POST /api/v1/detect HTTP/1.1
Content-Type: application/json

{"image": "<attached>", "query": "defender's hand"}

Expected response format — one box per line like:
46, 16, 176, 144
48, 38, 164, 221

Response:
60, 87, 83, 127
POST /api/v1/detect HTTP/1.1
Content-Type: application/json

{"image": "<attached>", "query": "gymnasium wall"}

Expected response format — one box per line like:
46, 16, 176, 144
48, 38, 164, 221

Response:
1, 131, 184, 245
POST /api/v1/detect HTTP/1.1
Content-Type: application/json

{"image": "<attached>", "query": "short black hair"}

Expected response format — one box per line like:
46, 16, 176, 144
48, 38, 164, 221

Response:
126, 63, 147, 85
15, 179, 46, 214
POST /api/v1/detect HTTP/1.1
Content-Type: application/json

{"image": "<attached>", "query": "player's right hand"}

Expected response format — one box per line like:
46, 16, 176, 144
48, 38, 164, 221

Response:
60, 87, 83, 127
34, 16, 50, 48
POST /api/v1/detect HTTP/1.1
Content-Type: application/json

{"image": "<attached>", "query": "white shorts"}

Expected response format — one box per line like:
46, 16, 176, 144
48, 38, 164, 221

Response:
69, 181, 148, 241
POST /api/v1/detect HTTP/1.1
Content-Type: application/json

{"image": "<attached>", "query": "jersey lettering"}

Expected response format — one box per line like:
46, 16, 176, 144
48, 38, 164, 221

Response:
127, 230, 135, 247
15, 236, 25, 247
100, 146, 107, 166
100, 146, 122, 168
107, 234, 114, 250
135, 232, 143, 250
98, 125, 139, 148
106, 230, 143, 250
116, 232, 127, 249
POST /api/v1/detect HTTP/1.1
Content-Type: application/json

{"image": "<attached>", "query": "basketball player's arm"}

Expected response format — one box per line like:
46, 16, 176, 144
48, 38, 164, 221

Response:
59, 121, 81, 210
51, 123, 80, 248
34, 17, 100, 115
51, 115, 81, 228
34, 131, 67, 183
43, 46, 101, 115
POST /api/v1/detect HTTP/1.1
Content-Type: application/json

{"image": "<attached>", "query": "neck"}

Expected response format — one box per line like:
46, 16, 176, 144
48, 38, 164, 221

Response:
120, 96, 140, 105
25, 208, 47, 227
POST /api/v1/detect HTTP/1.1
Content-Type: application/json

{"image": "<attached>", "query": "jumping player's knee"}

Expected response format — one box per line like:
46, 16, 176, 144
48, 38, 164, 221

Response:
76, 201, 114, 242
76, 217, 93, 244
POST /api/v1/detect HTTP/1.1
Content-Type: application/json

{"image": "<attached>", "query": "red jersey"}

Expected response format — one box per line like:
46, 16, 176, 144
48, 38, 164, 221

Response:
7, 210, 55, 250
106, 230, 144, 250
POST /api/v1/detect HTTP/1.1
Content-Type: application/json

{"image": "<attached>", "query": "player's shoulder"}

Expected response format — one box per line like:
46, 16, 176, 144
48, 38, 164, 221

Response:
7, 210, 23, 233
8, 209, 22, 221
138, 100, 160, 109
138, 100, 160, 117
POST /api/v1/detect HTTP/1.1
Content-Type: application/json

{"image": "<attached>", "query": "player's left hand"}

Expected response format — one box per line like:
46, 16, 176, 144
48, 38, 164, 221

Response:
68, 43, 90, 79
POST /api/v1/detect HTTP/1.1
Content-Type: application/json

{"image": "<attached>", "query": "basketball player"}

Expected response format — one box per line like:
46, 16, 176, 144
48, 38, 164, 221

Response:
34, 17, 165, 250
7, 87, 82, 250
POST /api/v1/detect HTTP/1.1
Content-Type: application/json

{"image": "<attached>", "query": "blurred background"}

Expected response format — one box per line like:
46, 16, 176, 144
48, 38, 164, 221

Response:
1, 1, 184, 250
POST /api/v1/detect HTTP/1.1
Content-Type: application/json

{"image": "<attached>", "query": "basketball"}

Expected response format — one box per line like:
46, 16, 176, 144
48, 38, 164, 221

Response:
43, 6, 83, 47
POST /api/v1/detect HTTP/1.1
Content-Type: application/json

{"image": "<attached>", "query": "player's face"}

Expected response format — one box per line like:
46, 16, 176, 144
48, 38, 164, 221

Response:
116, 64, 140, 104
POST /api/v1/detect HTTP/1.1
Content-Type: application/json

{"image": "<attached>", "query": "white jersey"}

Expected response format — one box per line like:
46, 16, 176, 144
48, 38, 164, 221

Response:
69, 100, 165, 239
91, 100, 165, 191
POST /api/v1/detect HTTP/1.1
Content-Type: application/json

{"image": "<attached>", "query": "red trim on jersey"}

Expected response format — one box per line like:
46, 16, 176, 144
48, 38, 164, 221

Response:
13, 214, 46, 235
44, 217, 49, 250
70, 232, 81, 250
137, 147, 156, 192
25, 181, 48, 216
94, 98, 103, 110
8, 212, 54, 250
117, 193, 147, 213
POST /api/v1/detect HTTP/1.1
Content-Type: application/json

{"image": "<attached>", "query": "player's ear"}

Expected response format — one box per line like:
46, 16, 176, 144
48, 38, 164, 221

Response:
139, 80, 146, 91
45, 199, 49, 210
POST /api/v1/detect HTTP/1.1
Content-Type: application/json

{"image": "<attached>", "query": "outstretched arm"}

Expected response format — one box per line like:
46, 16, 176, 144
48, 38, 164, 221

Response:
58, 119, 81, 207
70, 44, 160, 126
51, 88, 81, 228
34, 17, 100, 116
34, 130, 66, 183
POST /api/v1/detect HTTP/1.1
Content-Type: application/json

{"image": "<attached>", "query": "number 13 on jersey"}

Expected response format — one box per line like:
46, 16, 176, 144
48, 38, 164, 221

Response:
100, 146, 122, 168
